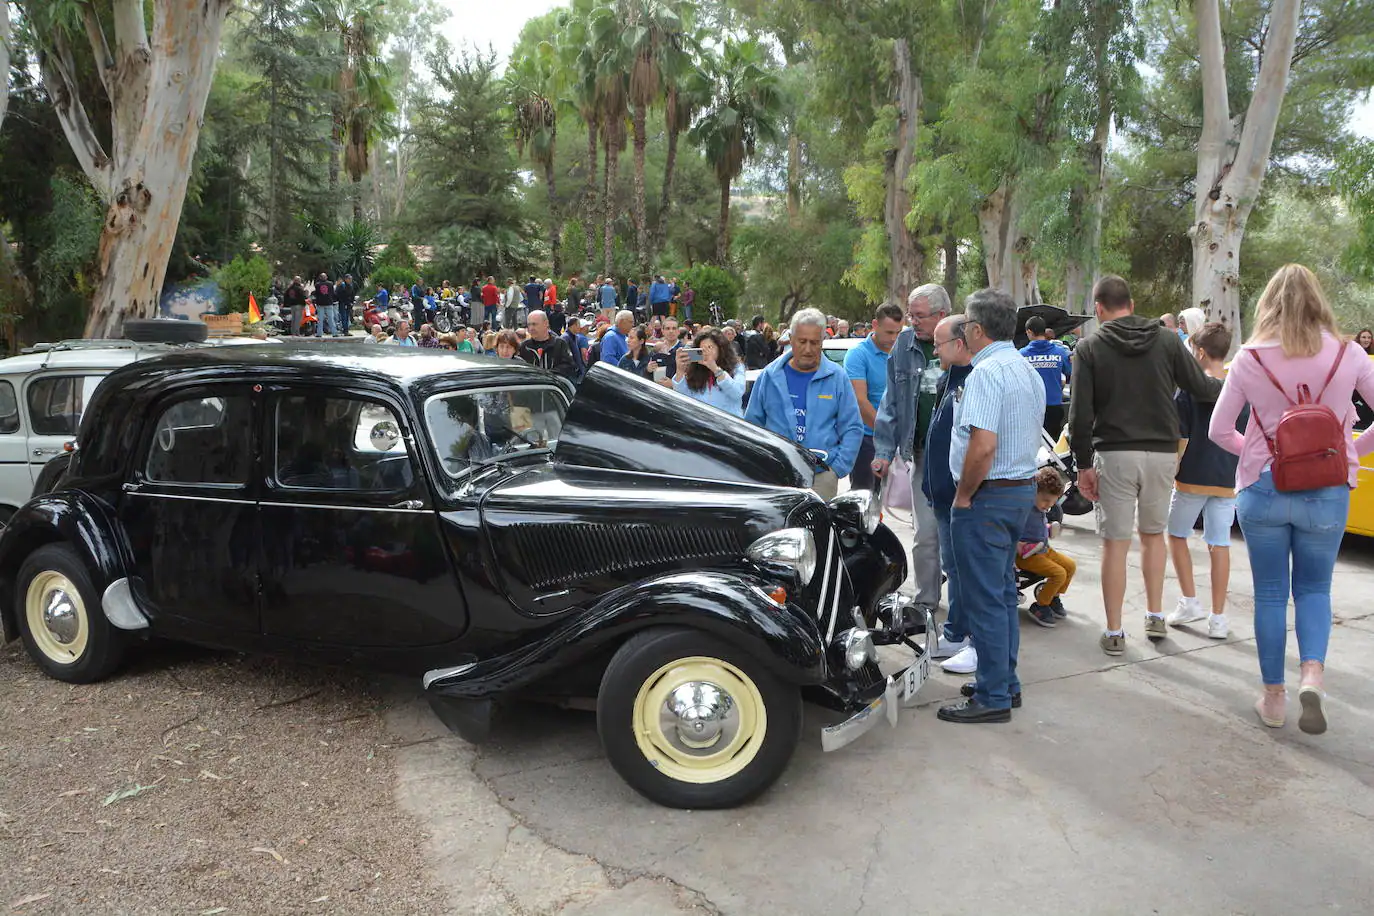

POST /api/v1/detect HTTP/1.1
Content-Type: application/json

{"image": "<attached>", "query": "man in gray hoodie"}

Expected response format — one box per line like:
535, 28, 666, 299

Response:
1068, 276, 1221, 656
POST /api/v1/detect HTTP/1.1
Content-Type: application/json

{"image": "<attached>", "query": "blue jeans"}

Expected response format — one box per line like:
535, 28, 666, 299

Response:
338, 301, 350, 334
934, 503, 965, 643
484, 305, 498, 326
317, 306, 333, 336
951, 483, 1035, 709
1236, 470, 1349, 685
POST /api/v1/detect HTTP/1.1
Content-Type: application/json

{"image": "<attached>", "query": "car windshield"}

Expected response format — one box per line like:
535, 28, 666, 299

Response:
425, 386, 568, 479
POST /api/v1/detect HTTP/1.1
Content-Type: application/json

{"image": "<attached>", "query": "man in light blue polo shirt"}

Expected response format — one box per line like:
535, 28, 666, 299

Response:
845, 302, 904, 490
939, 288, 1045, 725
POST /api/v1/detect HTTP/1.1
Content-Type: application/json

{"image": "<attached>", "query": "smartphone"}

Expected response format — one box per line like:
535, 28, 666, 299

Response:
682, 348, 705, 362
653, 352, 673, 368
652, 365, 668, 382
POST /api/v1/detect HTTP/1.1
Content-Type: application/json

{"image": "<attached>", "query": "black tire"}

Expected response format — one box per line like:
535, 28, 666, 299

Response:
434, 312, 452, 333
123, 319, 209, 344
32, 452, 73, 498
15, 544, 125, 683
597, 627, 802, 809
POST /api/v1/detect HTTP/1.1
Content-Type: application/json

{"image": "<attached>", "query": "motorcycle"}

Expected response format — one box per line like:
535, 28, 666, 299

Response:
432, 298, 469, 333
362, 298, 391, 334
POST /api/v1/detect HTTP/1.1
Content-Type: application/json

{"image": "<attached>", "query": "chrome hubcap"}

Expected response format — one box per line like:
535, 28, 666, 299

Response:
42, 587, 80, 644
659, 681, 738, 755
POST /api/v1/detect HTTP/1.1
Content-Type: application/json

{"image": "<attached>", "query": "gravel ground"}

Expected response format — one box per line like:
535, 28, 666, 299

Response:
0, 640, 449, 915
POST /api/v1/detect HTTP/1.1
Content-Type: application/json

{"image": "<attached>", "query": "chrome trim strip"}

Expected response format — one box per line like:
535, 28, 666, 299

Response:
814, 525, 834, 621
126, 492, 254, 506
824, 528, 842, 644
423, 663, 478, 690
100, 577, 149, 630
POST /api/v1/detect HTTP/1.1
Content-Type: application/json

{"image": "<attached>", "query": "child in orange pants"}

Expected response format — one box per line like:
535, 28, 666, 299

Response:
1016, 466, 1076, 628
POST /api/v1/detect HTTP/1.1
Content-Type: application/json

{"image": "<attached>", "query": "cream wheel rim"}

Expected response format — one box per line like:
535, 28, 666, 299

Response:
632, 656, 766, 784
25, 571, 89, 664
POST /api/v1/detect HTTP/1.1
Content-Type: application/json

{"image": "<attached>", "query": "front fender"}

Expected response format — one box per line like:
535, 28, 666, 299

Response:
427, 570, 826, 698
0, 491, 128, 643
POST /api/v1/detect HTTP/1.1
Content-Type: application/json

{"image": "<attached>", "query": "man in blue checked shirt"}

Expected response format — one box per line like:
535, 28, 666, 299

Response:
938, 288, 1045, 725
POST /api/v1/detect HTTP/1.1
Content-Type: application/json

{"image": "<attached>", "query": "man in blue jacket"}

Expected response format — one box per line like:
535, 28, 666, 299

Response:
1019, 315, 1072, 440
870, 283, 952, 617
648, 276, 673, 317
746, 308, 864, 500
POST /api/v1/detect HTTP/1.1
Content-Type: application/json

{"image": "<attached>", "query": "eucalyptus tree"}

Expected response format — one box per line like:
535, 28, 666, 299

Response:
508, 43, 562, 275
19, 0, 234, 336
689, 39, 782, 264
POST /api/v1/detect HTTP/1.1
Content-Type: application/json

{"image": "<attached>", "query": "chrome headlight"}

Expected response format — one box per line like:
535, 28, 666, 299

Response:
747, 528, 817, 585
830, 489, 880, 534
838, 628, 876, 671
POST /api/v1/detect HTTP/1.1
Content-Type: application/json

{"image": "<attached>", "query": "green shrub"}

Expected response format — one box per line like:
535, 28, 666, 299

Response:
680, 264, 742, 320
370, 264, 417, 295
375, 233, 420, 273
214, 255, 272, 314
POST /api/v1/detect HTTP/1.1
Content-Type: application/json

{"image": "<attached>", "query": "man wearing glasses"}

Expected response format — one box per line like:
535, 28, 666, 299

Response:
939, 289, 1045, 723
871, 284, 952, 643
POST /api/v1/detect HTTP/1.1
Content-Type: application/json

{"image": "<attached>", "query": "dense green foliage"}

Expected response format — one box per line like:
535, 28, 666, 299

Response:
3, 0, 1373, 346
214, 256, 274, 314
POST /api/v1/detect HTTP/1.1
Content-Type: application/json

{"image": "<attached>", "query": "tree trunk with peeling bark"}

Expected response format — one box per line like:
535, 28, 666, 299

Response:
1191, 0, 1301, 333
941, 233, 958, 301
884, 39, 923, 304
38, 0, 232, 338
978, 182, 1040, 307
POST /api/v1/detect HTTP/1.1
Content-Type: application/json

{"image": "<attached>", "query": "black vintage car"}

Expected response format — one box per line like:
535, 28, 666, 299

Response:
0, 346, 931, 808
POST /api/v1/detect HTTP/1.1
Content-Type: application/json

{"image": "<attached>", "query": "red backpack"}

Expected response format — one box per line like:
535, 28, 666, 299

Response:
1250, 345, 1349, 492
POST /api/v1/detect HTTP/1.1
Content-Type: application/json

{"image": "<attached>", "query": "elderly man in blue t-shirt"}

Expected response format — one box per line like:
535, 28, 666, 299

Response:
844, 302, 906, 490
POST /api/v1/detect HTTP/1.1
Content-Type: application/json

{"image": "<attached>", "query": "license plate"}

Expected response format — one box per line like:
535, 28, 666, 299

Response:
900, 653, 931, 704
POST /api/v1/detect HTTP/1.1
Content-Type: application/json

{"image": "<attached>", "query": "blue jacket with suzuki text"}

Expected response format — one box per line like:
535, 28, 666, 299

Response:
873, 326, 933, 462
1019, 338, 1072, 406
746, 353, 865, 477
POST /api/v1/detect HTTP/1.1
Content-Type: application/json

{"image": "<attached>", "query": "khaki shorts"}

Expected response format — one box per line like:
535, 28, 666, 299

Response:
1094, 451, 1176, 541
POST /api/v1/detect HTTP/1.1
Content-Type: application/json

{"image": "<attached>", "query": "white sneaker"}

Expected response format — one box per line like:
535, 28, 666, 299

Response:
1208, 613, 1229, 639
930, 633, 970, 660
941, 645, 978, 674
1166, 596, 1207, 626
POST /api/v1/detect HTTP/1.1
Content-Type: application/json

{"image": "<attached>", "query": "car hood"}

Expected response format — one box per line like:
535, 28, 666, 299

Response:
556, 363, 818, 489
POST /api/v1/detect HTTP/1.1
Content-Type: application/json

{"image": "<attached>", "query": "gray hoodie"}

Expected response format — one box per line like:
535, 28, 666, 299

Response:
1067, 314, 1222, 466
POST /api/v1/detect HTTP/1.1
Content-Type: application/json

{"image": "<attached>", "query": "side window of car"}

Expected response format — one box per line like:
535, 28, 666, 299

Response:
145, 395, 252, 486
274, 394, 413, 491
27, 375, 97, 436
0, 381, 19, 434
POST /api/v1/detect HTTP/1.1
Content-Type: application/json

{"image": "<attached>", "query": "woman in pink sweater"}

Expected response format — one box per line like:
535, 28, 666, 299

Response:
1209, 264, 1374, 735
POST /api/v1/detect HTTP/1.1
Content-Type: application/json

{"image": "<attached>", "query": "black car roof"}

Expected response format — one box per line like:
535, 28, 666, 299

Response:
116, 342, 555, 388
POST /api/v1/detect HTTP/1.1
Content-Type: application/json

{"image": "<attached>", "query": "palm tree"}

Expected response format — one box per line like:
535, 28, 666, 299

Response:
508, 45, 562, 275
556, 0, 603, 270
586, 2, 630, 275
690, 40, 782, 265
655, 49, 710, 259
619, 0, 689, 274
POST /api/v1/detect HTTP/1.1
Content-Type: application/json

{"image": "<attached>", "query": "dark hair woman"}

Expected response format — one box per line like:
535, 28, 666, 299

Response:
494, 330, 521, 359
618, 325, 654, 378
1355, 328, 1373, 354
672, 328, 745, 416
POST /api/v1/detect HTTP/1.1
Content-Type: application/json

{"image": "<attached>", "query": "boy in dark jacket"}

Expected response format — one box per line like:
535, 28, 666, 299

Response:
1164, 322, 1242, 639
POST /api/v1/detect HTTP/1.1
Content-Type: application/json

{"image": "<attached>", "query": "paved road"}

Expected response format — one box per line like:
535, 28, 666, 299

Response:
391, 510, 1374, 915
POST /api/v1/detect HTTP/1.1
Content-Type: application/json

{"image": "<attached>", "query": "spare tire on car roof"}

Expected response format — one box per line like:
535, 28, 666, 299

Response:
123, 319, 208, 344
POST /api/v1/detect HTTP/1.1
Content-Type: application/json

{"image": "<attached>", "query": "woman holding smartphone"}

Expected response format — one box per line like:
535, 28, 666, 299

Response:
617, 325, 654, 378
672, 328, 745, 416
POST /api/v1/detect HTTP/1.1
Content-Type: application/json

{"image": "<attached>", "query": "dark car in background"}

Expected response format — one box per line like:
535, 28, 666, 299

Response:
0, 348, 929, 809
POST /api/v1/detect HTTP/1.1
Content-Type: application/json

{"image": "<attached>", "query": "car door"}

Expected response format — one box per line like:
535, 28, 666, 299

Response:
0, 378, 27, 517
257, 386, 465, 648
119, 386, 262, 634
23, 373, 105, 485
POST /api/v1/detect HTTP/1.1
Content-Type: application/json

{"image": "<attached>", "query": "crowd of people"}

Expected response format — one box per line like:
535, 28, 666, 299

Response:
278, 262, 1373, 737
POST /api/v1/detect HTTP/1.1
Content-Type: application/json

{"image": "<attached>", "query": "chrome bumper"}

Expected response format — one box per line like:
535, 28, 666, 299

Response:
819, 607, 934, 753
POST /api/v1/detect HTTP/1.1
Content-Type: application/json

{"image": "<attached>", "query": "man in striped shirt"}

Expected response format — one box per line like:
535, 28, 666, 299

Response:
939, 288, 1046, 724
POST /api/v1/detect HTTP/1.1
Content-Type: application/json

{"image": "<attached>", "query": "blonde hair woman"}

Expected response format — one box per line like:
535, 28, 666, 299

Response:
1208, 264, 1374, 734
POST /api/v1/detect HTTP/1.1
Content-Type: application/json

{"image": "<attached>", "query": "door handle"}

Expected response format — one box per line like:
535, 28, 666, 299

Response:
389, 499, 423, 510
32, 447, 60, 457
